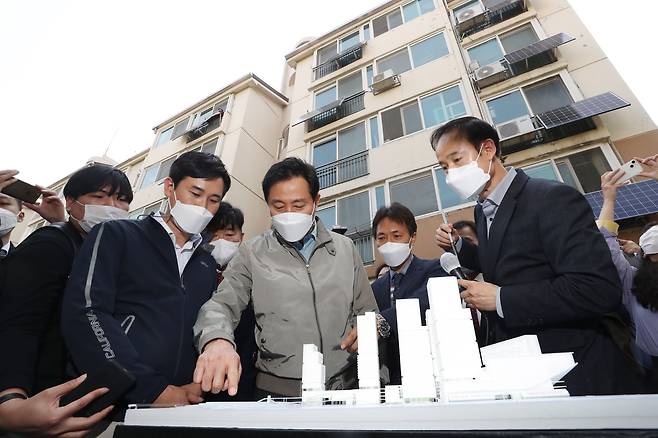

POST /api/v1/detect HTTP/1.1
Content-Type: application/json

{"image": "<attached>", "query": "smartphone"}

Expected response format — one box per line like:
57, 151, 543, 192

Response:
617, 159, 643, 183
1, 179, 41, 204
60, 360, 136, 417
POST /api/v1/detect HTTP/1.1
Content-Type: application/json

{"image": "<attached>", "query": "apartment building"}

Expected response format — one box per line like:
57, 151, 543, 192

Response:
132, 73, 288, 239
12, 73, 288, 243
281, 0, 658, 276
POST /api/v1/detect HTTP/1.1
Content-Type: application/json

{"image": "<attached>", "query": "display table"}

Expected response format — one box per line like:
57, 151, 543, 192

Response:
115, 394, 658, 437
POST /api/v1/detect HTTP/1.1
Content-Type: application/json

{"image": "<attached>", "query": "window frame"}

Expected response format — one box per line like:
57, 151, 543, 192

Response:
373, 31, 450, 76
483, 73, 575, 127
519, 144, 620, 193
464, 21, 542, 68
375, 82, 469, 144
314, 23, 371, 69
371, 0, 437, 38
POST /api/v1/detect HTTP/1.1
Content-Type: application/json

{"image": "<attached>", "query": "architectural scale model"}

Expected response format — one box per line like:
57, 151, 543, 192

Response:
122, 276, 658, 432
300, 276, 576, 406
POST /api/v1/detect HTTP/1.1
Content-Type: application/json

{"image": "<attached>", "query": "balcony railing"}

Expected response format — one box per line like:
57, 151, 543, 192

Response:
499, 115, 596, 155
300, 91, 365, 132
345, 224, 374, 264
316, 150, 369, 190
457, 0, 526, 40
184, 109, 224, 142
313, 43, 366, 81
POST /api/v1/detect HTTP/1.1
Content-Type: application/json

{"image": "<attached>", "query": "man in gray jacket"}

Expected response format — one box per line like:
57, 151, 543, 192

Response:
193, 158, 387, 398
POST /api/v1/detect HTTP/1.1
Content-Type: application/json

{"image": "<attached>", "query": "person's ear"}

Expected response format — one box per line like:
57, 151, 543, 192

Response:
481, 139, 497, 161
410, 232, 417, 247
17, 211, 24, 223
314, 193, 321, 206
64, 196, 74, 212
163, 177, 175, 199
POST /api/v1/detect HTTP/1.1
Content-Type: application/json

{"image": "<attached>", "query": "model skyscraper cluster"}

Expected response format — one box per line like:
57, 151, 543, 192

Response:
302, 276, 576, 405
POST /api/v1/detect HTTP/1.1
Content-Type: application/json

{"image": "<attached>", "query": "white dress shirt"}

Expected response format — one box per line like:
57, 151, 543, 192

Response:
154, 215, 203, 276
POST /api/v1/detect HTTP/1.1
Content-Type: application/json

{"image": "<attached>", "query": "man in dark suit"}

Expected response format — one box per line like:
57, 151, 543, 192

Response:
371, 202, 447, 384
432, 116, 646, 396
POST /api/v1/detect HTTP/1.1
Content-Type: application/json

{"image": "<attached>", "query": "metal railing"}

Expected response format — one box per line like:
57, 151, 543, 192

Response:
316, 150, 369, 190
458, 0, 526, 40
185, 110, 224, 142
313, 44, 365, 81
307, 92, 365, 132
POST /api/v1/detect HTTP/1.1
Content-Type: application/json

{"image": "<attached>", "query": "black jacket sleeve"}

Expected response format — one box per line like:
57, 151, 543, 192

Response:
0, 231, 73, 393
61, 222, 169, 404
500, 183, 622, 327
457, 237, 481, 274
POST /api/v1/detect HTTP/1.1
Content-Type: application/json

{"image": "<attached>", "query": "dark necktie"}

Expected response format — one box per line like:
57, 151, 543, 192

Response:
390, 272, 403, 308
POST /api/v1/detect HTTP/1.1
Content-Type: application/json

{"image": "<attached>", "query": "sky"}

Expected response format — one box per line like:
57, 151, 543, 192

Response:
1, 0, 656, 186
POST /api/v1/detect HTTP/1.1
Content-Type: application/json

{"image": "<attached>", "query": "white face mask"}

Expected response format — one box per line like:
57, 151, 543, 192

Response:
168, 191, 214, 235
445, 146, 493, 200
272, 205, 315, 243
378, 241, 412, 268
0, 208, 17, 237
210, 239, 240, 267
74, 201, 129, 233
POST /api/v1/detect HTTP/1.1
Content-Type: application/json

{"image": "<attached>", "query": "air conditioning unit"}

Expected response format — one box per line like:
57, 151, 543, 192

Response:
496, 115, 535, 141
455, 3, 486, 31
371, 69, 401, 95
473, 60, 508, 88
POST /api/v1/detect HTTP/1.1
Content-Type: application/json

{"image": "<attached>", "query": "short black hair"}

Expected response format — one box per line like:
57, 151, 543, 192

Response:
206, 201, 244, 233
429, 116, 500, 156
262, 157, 319, 202
170, 151, 231, 196
64, 164, 133, 203
453, 220, 477, 233
372, 203, 417, 237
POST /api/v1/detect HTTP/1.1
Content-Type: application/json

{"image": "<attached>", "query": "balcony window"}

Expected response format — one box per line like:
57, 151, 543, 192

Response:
410, 33, 449, 68
390, 172, 438, 217
467, 38, 504, 68
375, 33, 448, 76
340, 31, 360, 52
314, 72, 363, 109
487, 89, 529, 125
420, 85, 467, 128
373, 0, 435, 38
317, 42, 338, 65
155, 126, 173, 148
369, 116, 380, 148
523, 77, 573, 115
522, 148, 612, 194
338, 191, 373, 263
171, 117, 190, 140
403, 0, 435, 22
377, 49, 412, 76
140, 164, 159, 189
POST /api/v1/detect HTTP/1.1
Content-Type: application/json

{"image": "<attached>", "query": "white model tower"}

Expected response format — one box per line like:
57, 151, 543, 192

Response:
396, 299, 437, 402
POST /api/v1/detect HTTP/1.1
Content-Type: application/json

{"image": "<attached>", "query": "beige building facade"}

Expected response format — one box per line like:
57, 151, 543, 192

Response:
281, 0, 657, 276
12, 73, 288, 243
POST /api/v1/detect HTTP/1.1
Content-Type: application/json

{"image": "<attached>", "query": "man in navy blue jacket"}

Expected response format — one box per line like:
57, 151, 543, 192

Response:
370, 202, 447, 384
62, 151, 230, 408
433, 116, 647, 395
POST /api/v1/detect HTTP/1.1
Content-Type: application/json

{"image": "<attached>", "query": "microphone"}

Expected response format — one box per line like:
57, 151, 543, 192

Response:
440, 252, 466, 280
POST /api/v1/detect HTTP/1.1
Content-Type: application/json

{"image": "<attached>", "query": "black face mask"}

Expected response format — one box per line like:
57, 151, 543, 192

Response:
632, 258, 658, 312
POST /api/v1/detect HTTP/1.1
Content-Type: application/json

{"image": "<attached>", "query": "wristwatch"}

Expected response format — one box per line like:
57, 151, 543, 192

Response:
375, 313, 391, 339
0, 392, 27, 405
